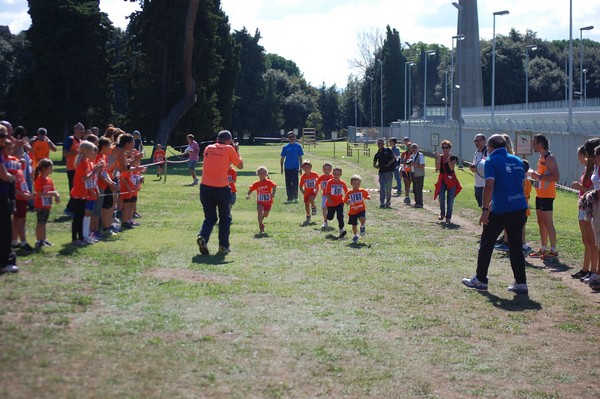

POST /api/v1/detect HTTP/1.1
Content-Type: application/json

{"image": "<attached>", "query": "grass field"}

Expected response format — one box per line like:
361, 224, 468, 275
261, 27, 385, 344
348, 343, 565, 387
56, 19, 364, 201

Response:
1, 142, 599, 398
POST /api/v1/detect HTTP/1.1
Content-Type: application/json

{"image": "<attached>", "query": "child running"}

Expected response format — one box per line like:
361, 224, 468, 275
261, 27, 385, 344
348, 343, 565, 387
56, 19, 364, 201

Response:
246, 166, 277, 233
316, 162, 333, 228
228, 165, 237, 210
33, 158, 60, 249
324, 166, 348, 238
344, 174, 370, 243
299, 160, 319, 223
153, 144, 165, 178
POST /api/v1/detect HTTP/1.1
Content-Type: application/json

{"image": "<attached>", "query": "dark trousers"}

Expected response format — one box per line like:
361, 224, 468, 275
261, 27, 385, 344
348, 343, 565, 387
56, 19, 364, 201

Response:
71, 198, 86, 241
284, 169, 299, 201
66, 169, 75, 212
476, 209, 527, 284
0, 195, 17, 266
474, 186, 484, 208
327, 204, 345, 229
199, 184, 232, 249
412, 175, 424, 206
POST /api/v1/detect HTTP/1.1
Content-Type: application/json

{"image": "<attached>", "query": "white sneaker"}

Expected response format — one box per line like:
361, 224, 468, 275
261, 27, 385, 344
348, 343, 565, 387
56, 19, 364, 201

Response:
507, 281, 529, 294
462, 276, 488, 291
321, 222, 328, 228
0, 264, 19, 274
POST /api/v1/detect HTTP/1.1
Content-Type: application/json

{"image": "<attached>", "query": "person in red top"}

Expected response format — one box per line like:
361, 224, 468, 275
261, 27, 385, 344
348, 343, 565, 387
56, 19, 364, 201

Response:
315, 162, 333, 228
63, 122, 85, 216
153, 144, 165, 179
70, 141, 102, 246
31, 128, 57, 169
227, 165, 237, 209
96, 138, 117, 236
299, 160, 319, 223
246, 166, 277, 234
33, 158, 60, 249
4, 139, 33, 250
344, 174, 371, 243
324, 166, 348, 237
197, 130, 243, 255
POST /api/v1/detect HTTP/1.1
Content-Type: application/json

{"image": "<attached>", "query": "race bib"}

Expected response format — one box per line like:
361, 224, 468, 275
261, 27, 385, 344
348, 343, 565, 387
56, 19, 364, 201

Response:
20, 181, 28, 192
258, 193, 271, 202
85, 178, 97, 189
331, 186, 343, 195
349, 192, 363, 203
305, 179, 316, 189
321, 181, 328, 189
42, 196, 52, 207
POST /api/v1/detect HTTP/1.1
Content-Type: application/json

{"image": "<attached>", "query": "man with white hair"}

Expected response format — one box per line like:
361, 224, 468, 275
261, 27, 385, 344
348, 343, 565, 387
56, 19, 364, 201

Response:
469, 133, 487, 208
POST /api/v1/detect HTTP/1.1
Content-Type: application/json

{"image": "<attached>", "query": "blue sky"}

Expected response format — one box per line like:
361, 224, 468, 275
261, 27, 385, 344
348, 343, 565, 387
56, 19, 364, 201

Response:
2, 0, 599, 88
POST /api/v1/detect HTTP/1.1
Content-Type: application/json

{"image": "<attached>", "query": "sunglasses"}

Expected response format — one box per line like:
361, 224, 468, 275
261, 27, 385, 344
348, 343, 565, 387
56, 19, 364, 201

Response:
442, 146, 450, 149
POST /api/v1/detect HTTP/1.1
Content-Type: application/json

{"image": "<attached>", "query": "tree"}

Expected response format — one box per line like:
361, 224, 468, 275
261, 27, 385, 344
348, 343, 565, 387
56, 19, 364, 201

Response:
318, 83, 340, 134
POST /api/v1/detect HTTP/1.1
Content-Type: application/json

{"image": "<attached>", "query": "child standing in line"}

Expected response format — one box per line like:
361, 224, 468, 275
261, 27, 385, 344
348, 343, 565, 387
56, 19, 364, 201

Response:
228, 165, 237, 210
33, 159, 60, 249
299, 160, 319, 223
324, 166, 348, 238
344, 174, 370, 243
4, 140, 33, 250
153, 144, 165, 178
71, 141, 102, 246
246, 166, 277, 234
316, 162, 333, 228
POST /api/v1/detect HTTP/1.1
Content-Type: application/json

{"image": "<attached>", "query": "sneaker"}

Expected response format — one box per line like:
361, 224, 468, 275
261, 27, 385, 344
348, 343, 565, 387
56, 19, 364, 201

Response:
507, 281, 529, 294
589, 273, 600, 283
462, 276, 488, 291
404, 196, 411, 204
529, 248, 546, 258
379, 203, 385, 208
121, 222, 133, 229
541, 250, 558, 260
20, 242, 34, 251
35, 240, 44, 250
522, 245, 533, 256
0, 264, 19, 274
63, 209, 74, 218
11, 241, 20, 248
581, 272, 593, 282
495, 243, 510, 252
352, 235, 359, 243
590, 279, 600, 291
192, 178, 199, 186
197, 236, 209, 255
412, 204, 423, 208
133, 212, 141, 219
311, 206, 317, 216
217, 246, 231, 255
384, 201, 391, 208
84, 237, 97, 245
321, 222, 328, 229
495, 236, 505, 245
306, 215, 311, 222
571, 269, 589, 279
339, 229, 347, 238
360, 225, 366, 236
130, 220, 140, 227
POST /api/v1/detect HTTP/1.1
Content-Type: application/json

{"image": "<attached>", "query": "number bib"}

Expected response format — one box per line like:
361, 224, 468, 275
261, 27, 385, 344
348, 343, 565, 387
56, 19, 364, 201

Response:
258, 193, 271, 202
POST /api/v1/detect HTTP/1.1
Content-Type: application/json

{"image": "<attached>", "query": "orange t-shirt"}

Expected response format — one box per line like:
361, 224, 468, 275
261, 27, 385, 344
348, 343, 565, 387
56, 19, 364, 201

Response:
95, 153, 109, 190
300, 171, 319, 198
524, 177, 532, 217
65, 136, 81, 171
316, 174, 333, 195
34, 175, 55, 209
227, 168, 237, 193
325, 179, 348, 207
153, 149, 165, 164
70, 158, 95, 199
31, 139, 51, 168
344, 188, 370, 215
5, 155, 28, 197
535, 152, 556, 199
249, 179, 277, 205
201, 143, 242, 187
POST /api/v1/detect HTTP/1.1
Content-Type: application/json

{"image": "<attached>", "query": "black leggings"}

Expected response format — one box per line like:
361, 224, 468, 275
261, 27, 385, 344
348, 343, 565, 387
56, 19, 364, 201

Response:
327, 204, 345, 229
71, 198, 86, 241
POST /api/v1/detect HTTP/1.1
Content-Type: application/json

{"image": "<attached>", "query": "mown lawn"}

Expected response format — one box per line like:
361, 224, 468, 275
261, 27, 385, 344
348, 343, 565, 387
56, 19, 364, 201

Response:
1, 142, 598, 399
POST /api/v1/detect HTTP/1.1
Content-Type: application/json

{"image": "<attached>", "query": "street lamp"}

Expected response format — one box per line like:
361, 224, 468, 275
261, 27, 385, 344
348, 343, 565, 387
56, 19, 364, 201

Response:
404, 61, 415, 122
377, 59, 383, 138
525, 44, 538, 111
407, 62, 414, 139
423, 49, 436, 122
583, 68, 588, 104
580, 25, 594, 107
492, 9, 509, 128
450, 34, 464, 120
444, 67, 453, 122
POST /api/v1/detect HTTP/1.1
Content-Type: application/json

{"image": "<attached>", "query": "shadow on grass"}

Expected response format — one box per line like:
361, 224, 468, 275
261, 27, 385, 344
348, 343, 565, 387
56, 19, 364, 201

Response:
191, 254, 233, 265
300, 220, 317, 227
349, 242, 370, 249
477, 291, 542, 311
441, 222, 460, 230
253, 232, 270, 238
53, 215, 72, 223
325, 233, 346, 241
58, 244, 82, 256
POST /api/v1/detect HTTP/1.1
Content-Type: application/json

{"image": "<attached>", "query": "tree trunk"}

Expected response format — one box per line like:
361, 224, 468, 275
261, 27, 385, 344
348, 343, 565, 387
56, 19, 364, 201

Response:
155, 0, 199, 146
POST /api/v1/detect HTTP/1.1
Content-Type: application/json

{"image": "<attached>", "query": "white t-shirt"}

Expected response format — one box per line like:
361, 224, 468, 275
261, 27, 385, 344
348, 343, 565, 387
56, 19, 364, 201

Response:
473, 148, 487, 188
592, 165, 600, 190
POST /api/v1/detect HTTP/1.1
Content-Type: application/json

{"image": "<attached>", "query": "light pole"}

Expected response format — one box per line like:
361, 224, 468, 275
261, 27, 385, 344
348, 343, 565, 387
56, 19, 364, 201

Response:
404, 61, 414, 122
525, 44, 538, 111
580, 25, 594, 107
377, 59, 383, 137
450, 34, 464, 120
492, 9, 509, 128
368, 76, 373, 127
583, 68, 588, 104
423, 49, 436, 122
407, 62, 414, 139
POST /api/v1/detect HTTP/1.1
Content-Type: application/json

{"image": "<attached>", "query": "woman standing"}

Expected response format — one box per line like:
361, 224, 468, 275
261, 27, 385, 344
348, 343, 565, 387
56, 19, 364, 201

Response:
571, 145, 595, 279
434, 140, 461, 224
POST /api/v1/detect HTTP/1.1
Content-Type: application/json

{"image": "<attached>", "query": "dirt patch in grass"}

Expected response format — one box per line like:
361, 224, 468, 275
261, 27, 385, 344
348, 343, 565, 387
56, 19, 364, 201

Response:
144, 268, 235, 284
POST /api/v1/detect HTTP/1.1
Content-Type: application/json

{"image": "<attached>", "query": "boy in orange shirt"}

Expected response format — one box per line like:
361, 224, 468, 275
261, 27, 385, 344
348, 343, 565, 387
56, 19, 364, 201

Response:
324, 166, 348, 238
153, 144, 165, 179
299, 160, 319, 223
344, 174, 370, 243
228, 165, 237, 210
316, 162, 333, 228
33, 158, 60, 249
246, 166, 277, 234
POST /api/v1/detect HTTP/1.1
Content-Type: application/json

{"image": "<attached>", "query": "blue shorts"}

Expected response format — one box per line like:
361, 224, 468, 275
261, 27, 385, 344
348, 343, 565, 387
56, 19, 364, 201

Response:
188, 159, 198, 169
85, 200, 95, 212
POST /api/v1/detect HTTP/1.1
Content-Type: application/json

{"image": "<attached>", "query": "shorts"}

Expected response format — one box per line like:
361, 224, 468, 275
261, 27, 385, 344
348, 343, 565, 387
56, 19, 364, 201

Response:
15, 199, 27, 218
579, 209, 586, 221
348, 211, 366, 225
102, 188, 114, 209
188, 159, 198, 169
36, 208, 50, 225
123, 195, 138, 204
85, 200, 95, 212
258, 202, 272, 212
321, 196, 327, 209
402, 171, 412, 179
304, 193, 315, 203
535, 197, 554, 212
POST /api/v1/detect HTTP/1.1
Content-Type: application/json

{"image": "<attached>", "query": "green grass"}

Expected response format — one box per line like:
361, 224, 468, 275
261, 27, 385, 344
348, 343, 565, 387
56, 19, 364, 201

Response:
0, 142, 598, 398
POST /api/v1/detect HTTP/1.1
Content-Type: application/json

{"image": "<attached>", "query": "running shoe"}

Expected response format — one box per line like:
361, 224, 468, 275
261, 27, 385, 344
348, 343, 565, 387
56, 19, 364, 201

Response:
339, 229, 347, 238
360, 225, 366, 236
20, 242, 34, 251
218, 246, 231, 255
311, 206, 317, 216
352, 235, 359, 243
0, 265, 19, 274
404, 196, 411, 204
581, 272, 594, 283
571, 269, 589, 279
541, 250, 559, 260
321, 222, 328, 229
529, 249, 546, 258
197, 236, 209, 255
522, 245, 533, 256
495, 243, 510, 252
507, 281, 529, 294
462, 276, 488, 291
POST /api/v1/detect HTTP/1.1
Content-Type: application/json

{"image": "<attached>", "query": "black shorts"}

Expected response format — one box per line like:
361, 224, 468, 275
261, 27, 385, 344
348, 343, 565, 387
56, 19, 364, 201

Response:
535, 197, 554, 211
348, 211, 366, 225
102, 188, 114, 209
123, 195, 138, 204
36, 208, 50, 225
